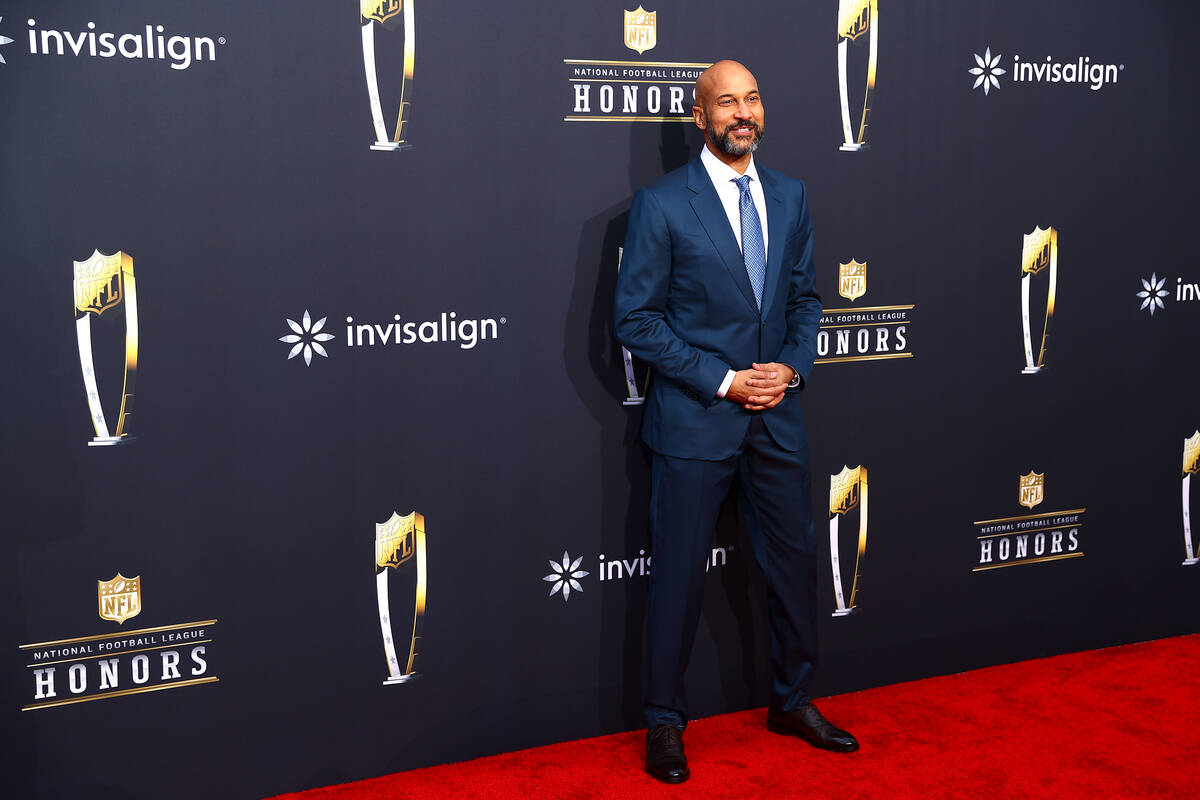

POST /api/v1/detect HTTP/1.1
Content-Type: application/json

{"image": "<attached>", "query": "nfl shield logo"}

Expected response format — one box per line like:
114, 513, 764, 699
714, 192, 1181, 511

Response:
838, 0, 872, 41
1185, 432, 1200, 477
1018, 471, 1045, 510
1021, 227, 1054, 276
98, 574, 141, 624
624, 7, 657, 54
830, 465, 863, 515
376, 512, 416, 570
73, 250, 129, 316
838, 260, 868, 302
361, 0, 402, 24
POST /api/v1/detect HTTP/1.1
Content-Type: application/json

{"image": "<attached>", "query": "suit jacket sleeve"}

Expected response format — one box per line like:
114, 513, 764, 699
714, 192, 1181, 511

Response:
773, 183, 822, 388
613, 187, 732, 403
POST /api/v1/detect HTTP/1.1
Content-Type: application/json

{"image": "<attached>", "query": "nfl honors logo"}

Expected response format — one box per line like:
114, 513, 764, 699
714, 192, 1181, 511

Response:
624, 7, 656, 54
1018, 472, 1044, 510
974, 472, 1085, 571
97, 574, 141, 624
838, 260, 867, 302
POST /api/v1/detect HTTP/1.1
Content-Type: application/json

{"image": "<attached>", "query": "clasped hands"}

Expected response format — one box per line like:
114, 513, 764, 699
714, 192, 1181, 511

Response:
725, 362, 795, 411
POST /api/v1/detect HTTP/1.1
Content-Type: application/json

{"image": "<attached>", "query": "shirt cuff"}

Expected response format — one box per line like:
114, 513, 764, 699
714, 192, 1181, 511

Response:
715, 369, 736, 399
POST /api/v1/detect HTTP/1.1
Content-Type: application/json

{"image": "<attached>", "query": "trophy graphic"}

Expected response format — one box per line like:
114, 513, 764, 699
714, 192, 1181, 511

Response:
617, 247, 649, 405
1020, 226, 1058, 374
837, 0, 877, 151
375, 511, 427, 684
829, 465, 868, 617
361, 1, 414, 151
74, 250, 138, 446
1183, 432, 1199, 565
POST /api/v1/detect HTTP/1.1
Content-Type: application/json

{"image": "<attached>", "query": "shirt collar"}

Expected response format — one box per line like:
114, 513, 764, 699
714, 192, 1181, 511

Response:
700, 144, 759, 188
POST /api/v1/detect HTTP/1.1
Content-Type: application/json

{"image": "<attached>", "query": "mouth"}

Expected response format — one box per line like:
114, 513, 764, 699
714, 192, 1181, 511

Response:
729, 124, 757, 137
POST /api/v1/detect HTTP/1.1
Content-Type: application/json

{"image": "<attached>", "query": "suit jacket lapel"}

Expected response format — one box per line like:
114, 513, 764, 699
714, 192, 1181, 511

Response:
687, 159, 759, 316
759, 170, 786, 317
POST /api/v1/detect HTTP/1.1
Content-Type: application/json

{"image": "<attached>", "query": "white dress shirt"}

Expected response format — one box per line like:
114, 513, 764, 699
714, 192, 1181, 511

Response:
699, 144, 769, 257
699, 146, 769, 398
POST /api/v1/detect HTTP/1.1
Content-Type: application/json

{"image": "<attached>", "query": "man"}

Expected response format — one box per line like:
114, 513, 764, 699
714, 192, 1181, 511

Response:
613, 60, 857, 784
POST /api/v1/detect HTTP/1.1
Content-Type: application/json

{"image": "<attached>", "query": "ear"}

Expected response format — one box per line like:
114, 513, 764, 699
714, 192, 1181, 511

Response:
692, 105, 705, 132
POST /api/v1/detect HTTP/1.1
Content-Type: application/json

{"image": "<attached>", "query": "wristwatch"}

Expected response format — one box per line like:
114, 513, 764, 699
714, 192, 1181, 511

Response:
786, 366, 801, 389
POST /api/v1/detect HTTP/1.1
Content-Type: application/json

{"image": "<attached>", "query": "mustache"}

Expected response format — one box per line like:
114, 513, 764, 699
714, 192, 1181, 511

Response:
721, 120, 761, 136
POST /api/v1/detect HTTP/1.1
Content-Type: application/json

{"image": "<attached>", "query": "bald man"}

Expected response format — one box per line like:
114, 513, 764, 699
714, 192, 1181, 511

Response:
614, 61, 857, 783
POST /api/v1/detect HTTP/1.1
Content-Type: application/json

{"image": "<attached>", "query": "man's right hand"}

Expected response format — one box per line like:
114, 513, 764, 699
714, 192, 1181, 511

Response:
724, 367, 788, 410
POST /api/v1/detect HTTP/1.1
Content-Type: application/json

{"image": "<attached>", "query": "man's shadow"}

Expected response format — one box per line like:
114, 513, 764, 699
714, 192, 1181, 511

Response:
562, 121, 769, 732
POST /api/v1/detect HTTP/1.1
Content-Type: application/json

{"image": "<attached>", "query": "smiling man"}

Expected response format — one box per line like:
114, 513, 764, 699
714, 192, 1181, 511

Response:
614, 60, 857, 784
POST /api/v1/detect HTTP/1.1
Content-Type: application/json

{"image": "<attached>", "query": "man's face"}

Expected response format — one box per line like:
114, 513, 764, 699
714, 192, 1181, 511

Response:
694, 67, 765, 156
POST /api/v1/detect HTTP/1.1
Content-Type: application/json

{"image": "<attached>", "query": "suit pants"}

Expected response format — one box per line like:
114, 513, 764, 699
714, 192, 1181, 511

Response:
644, 413, 818, 729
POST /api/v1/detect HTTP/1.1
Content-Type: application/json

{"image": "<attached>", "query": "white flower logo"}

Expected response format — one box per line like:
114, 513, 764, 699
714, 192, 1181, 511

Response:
969, 48, 1005, 95
543, 551, 590, 602
1136, 274, 1170, 316
279, 310, 335, 366
0, 17, 14, 65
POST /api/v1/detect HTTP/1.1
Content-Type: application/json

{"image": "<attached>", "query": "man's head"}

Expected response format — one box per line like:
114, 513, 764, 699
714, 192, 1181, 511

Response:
693, 60, 765, 159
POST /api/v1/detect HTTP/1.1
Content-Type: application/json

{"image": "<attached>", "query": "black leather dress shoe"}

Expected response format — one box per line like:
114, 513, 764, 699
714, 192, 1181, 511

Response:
645, 725, 690, 783
767, 703, 859, 752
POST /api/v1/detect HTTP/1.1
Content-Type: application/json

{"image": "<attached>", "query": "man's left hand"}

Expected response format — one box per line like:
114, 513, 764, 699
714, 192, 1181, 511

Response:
742, 362, 795, 410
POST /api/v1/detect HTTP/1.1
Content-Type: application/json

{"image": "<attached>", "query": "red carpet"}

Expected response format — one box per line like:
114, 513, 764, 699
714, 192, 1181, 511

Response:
269, 635, 1199, 799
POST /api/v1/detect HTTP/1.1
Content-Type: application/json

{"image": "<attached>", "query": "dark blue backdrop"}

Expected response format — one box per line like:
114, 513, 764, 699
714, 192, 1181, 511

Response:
2, 1, 1196, 797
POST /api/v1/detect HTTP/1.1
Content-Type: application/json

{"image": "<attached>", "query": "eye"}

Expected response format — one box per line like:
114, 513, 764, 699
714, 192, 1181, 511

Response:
717, 98, 734, 106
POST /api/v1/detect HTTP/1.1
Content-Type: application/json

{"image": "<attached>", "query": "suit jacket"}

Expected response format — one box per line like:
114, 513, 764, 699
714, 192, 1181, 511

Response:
614, 156, 822, 460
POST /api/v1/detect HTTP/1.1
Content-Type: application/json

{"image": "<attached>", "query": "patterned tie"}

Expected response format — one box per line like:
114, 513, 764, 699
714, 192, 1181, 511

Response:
735, 175, 766, 309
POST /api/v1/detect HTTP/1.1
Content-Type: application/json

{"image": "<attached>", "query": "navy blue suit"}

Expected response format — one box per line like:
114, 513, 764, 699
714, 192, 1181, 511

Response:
614, 155, 823, 728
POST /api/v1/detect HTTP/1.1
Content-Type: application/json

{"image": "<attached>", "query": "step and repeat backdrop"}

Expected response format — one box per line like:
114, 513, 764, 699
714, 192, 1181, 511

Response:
2, 1, 1196, 797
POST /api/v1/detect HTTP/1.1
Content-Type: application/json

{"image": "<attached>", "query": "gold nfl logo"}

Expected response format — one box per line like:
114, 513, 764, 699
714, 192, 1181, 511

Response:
838, 0, 872, 41
1184, 432, 1200, 477
73, 250, 129, 316
376, 512, 417, 570
830, 465, 863, 516
97, 574, 142, 624
838, 260, 867, 302
1018, 471, 1045, 510
624, 7, 656, 54
1021, 227, 1055, 276
361, 0, 402, 24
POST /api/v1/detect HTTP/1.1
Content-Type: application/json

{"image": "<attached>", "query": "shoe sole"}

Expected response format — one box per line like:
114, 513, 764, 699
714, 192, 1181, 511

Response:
766, 719, 860, 753
645, 765, 690, 784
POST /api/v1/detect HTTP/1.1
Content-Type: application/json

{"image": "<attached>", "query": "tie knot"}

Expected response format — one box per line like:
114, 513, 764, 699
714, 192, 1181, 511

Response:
734, 175, 752, 192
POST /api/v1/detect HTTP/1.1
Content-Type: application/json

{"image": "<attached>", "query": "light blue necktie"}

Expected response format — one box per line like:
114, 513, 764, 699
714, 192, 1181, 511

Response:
735, 175, 765, 309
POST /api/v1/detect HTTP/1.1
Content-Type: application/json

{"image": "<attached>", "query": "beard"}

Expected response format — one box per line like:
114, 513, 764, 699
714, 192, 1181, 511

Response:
708, 119, 764, 155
